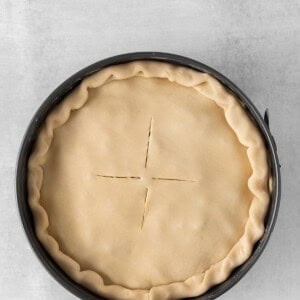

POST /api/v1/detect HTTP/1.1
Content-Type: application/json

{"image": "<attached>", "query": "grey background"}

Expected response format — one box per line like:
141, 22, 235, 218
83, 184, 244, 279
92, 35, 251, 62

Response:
0, 0, 299, 299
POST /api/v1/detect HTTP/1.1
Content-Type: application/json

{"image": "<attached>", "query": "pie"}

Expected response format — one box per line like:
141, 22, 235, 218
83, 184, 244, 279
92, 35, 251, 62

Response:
28, 61, 270, 299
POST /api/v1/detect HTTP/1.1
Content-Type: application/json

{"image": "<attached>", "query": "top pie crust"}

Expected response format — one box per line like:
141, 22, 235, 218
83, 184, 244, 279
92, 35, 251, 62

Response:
28, 61, 269, 300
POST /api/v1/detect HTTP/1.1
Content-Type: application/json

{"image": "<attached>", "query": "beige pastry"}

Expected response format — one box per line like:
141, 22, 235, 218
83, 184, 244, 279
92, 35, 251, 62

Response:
28, 61, 269, 299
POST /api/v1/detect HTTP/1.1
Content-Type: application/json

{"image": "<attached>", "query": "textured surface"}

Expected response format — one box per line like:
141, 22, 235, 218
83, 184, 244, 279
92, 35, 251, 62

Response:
0, 0, 299, 299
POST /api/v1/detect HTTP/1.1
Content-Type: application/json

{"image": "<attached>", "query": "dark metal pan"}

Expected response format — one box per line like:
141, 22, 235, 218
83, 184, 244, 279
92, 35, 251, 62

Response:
16, 52, 281, 300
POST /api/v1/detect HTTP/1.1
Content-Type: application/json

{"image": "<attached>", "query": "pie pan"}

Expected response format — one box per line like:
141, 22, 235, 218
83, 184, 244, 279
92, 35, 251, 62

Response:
16, 52, 281, 299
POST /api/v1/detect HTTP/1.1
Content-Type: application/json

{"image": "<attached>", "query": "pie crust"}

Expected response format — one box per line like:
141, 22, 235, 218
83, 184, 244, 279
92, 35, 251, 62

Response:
28, 61, 269, 299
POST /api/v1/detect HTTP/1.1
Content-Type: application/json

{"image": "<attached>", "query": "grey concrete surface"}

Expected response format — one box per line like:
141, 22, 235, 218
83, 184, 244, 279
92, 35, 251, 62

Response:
0, 0, 299, 299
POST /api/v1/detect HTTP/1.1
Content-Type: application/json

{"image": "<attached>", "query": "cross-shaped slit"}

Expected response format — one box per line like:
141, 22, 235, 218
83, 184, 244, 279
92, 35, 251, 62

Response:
95, 117, 197, 230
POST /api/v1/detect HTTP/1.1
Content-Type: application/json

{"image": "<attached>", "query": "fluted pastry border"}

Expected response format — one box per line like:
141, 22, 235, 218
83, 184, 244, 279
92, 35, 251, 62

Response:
28, 61, 269, 300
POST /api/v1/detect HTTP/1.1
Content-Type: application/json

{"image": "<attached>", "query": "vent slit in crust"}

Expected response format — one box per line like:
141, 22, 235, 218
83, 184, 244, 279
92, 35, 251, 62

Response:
144, 117, 153, 168
95, 174, 141, 180
152, 177, 197, 182
141, 188, 149, 230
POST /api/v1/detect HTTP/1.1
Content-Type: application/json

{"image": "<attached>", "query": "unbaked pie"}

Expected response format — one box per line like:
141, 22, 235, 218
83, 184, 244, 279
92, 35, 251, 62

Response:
28, 61, 270, 299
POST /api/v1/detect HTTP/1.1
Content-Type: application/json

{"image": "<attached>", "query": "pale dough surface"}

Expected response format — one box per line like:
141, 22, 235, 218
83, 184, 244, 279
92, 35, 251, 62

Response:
28, 61, 269, 299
